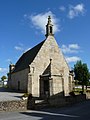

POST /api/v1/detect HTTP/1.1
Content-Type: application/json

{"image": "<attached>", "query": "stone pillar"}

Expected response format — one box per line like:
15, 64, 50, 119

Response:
49, 78, 53, 96
62, 77, 64, 96
69, 76, 72, 92
28, 73, 32, 94
69, 70, 74, 92
39, 77, 44, 97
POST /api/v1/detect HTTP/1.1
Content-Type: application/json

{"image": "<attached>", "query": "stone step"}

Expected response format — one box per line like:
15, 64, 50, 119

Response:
35, 99, 49, 109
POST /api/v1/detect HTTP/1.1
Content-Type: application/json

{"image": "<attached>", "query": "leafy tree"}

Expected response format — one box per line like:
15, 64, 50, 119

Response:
88, 72, 90, 85
89, 72, 90, 79
1, 75, 7, 86
74, 60, 90, 92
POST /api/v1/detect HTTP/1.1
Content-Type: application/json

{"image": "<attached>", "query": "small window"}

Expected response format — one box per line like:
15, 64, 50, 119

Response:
32, 67, 35, 73
50, 26, 52, 33
18, 81, 20, 91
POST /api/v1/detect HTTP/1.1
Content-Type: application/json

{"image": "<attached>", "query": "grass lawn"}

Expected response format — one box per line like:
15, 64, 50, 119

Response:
73, 86, 90, 94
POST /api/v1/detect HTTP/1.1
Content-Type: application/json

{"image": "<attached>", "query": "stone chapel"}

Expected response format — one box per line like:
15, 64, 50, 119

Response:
8, 16, 74, 98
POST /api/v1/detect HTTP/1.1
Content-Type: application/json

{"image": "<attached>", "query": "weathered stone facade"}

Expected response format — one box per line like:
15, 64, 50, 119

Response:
8, 68, 29, 92
8, 16, 74, 98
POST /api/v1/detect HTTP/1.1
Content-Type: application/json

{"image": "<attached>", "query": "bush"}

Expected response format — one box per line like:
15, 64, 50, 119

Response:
22, 93, 29, 97
22, 93, 33, 101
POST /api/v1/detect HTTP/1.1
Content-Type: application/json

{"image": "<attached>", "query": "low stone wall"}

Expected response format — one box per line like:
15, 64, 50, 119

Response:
48, 97, 66, 107
27, 98, 35, 110
65, 94, 86, 105
34, 94, 86, 109
48, 94, 86, 107
0, 100, 27, 112
0, 94, 87, 111
86, 93, 90, 99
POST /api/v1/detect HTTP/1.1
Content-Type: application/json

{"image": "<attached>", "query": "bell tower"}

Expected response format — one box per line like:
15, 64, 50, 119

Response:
45, 16, 54, 37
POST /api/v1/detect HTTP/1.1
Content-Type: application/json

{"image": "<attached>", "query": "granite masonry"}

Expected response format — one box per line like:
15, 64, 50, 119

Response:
8, 16, 74, 98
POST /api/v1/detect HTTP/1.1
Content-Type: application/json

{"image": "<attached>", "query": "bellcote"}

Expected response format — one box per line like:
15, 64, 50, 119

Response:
45, 16, 54, 38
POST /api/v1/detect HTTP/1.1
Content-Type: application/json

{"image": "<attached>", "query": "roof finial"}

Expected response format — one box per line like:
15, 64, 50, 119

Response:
48, 16, 51, 24
45, 16, 54, 37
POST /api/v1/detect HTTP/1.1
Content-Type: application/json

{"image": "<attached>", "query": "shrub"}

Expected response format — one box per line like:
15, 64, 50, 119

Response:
22, 93, 29, 97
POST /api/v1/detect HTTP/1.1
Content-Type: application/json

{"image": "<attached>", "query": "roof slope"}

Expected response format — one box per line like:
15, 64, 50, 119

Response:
13, 40, 45, 73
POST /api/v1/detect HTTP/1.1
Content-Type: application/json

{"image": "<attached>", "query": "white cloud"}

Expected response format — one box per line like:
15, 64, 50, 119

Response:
69, 44, 80, 49
0, 68, 8, 73
25, 11, 60, 34
61, 43, 81, 63
14, 43, 24, 51
61, 44, 80, 54
0, 68, 8, 78
68, 3, 85, 19
66, 56, 81, 63
59, 6, 66, 11
15, 46, 23, 51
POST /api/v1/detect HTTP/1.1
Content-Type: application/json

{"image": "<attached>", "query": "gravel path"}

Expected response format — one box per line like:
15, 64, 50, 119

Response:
0, 87, 24, 101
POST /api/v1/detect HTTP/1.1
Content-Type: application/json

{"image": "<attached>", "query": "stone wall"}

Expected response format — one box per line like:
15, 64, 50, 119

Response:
8, 68, 29, 92
48, 94, 86, 107
8, 35, 73, 97
0, 100, 27, 112
28, 36, 73, 97
0, 95, 87, 112
34, 94, 86, 109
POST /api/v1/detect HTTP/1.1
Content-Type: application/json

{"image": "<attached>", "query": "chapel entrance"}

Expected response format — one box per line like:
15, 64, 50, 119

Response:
43, 80, 49, 95
40, 76, 50, 98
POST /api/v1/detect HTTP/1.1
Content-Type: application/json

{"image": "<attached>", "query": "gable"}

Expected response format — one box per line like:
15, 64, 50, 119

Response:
30, 36, 70, 76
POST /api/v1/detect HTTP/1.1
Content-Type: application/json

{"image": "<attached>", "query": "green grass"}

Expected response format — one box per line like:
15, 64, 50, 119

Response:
74, 88, 82, 92
73, 87, 90, 94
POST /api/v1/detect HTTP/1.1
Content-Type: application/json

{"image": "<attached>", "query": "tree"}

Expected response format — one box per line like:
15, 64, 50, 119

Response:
88, 72, 90, 85
1, 75, 7, 87
74, 60, 90, 92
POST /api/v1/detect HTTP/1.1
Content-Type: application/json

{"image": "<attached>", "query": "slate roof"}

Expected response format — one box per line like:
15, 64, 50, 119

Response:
13, 40, 45, 73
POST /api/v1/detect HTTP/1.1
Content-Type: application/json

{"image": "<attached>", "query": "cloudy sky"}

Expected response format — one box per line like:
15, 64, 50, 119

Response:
0, 0, 90, 78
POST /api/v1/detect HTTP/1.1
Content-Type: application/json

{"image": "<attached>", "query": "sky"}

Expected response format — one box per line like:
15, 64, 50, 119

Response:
0, 0, 90, 78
